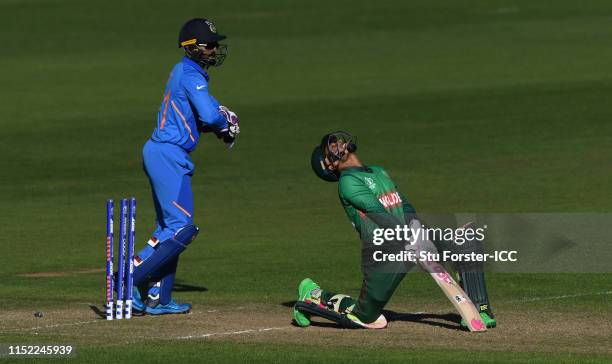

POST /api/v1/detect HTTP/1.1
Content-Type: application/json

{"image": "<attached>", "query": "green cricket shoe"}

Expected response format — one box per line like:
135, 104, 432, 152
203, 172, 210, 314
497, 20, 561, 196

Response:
292, 278, 321, 327
461, 312, 496, 329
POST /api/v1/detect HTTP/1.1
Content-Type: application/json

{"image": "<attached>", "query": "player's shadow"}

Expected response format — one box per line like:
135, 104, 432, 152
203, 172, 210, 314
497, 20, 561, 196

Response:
172, 282, 208, 292
383, 310, 462, 331
89, 305, 146, 319
90, 305, 105, 319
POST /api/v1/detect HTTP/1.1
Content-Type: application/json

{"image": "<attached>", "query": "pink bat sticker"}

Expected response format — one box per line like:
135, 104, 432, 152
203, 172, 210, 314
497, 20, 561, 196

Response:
471, 319, 486, 331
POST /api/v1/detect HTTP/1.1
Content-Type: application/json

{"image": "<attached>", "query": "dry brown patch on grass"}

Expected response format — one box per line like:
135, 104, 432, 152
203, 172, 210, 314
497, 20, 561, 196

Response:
1, 304, 610, 355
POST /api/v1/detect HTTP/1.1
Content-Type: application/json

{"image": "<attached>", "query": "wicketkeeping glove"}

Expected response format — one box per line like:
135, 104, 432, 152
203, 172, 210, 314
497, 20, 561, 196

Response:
218, 105, 240, 148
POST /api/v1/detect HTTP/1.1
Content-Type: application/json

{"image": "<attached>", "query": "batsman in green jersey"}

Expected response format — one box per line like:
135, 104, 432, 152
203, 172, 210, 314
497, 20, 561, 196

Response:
293, 131, 496, 329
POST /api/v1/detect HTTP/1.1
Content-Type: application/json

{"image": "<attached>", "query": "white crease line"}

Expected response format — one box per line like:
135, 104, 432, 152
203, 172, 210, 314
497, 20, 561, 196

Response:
506, 291, 612, 303
0, 320, 100, 333
176, 326, 286, 340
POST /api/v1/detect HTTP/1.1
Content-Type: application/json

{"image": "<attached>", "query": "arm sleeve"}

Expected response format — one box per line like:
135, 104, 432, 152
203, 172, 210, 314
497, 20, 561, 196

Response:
398, 190, 416, 214
182, 78, 228, 130
381, 166, 415, 215
339, 175, 403, 230
209, 95, 221, 109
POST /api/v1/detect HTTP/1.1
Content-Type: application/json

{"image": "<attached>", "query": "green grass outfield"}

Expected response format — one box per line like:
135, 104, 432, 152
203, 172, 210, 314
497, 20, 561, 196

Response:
1, 0, 611, 362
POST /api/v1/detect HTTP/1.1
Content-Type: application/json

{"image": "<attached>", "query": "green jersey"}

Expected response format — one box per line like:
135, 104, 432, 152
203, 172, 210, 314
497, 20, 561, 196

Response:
338, 165, 415, 252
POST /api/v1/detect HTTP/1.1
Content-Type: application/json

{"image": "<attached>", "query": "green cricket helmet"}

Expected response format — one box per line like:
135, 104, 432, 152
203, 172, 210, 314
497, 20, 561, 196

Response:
310, 131, 358, 182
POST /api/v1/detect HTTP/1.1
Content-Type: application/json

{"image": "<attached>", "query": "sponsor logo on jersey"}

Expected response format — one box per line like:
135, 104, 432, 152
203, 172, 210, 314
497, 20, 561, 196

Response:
378, 191, 402, 208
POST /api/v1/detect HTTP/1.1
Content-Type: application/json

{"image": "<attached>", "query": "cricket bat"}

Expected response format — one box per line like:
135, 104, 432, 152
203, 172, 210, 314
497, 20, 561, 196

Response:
419, 257, 487, 332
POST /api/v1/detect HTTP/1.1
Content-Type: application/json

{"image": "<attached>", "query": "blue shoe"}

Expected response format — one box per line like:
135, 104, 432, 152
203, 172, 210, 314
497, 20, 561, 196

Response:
145, 300, 192, 315
132, 286, 146, 313
146, 281, 161, 307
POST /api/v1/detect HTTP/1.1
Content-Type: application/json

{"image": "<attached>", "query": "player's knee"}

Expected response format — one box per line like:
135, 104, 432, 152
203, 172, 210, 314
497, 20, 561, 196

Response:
355, 309, 383, 324
174, 224, 199, 246
351, 299, 385, 324
366, 285, 396, 303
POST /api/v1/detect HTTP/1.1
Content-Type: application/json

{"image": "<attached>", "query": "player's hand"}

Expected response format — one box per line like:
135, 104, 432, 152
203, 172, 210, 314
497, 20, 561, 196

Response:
219, 105, 240, 138
218, 106, 240, 149
199, 123, 218, 134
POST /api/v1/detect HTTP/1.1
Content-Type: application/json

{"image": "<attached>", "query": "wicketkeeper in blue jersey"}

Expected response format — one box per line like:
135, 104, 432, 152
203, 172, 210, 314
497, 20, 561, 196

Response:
129, 18, 240, 315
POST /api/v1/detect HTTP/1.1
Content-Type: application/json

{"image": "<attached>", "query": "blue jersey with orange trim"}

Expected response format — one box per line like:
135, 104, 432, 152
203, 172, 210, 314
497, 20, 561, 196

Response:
151, 57, 229, 152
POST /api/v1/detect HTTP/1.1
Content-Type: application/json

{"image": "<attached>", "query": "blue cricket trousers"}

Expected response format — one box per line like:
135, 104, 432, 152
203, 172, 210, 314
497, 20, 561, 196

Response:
142, 139, 195, 243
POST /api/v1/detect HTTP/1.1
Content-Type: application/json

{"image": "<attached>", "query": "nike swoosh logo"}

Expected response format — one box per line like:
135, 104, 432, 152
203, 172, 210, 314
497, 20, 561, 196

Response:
196, 85, 206, 90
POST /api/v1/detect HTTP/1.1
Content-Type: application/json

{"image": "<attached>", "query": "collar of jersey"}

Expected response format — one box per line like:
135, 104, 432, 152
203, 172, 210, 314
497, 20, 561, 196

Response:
341, 165, 372, 174
182, 56, 210, 81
